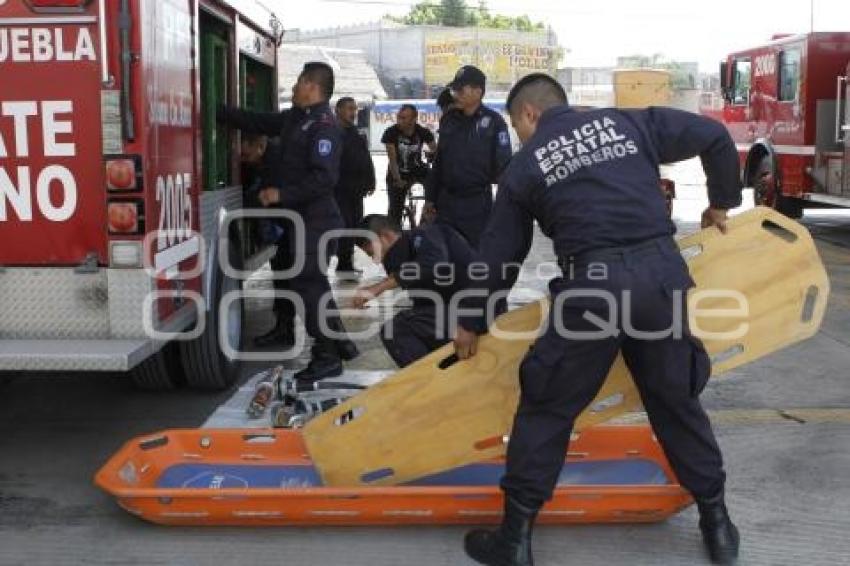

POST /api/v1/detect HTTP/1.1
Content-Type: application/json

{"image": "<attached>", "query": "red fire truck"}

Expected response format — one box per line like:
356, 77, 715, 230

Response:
0, 0, 282, 389
712, 32, 850, 217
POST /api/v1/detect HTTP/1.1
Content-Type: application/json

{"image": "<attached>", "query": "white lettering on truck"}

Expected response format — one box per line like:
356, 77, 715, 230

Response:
0, 27, 96, 63
0, 100, 78, 222
156, 172, 193, 251
753, 54, 776, 78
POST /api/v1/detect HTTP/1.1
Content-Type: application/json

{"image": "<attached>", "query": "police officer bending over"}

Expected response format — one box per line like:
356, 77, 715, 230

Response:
424, 65, 513, 248
351, 215, 480, 367
220, 62, 359, 382
455, 74, 742, 565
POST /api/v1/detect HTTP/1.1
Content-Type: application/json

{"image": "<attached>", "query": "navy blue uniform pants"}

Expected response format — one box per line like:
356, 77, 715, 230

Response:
270, 242, 295, 326
435, 189, 493, 249
272, 235, 344, 349
502, 237, 725, 508
335, 194, 364, 271
381, 306, 451, 368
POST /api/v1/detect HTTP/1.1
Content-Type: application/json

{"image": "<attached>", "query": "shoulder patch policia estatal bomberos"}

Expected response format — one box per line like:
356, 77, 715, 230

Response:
534, 117, 639, 188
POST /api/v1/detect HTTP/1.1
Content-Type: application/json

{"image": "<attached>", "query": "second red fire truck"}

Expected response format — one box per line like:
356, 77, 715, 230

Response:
708, 32, 850, 217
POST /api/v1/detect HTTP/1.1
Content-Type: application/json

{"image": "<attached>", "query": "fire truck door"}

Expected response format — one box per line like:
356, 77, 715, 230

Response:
724, 58, 755, 143
201, 31, 229, 191
843, 66, 850, 197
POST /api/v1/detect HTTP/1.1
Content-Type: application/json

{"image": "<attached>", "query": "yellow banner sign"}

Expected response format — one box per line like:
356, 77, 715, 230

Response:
425, 38, 557, 85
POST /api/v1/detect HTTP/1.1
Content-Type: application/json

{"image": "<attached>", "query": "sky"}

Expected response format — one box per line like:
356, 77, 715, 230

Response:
242, 0, 850, 72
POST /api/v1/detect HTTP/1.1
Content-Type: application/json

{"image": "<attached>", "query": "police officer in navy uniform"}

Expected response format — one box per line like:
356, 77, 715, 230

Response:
334, 96, 375, 279
350, 214, 479, 367
239, 134, 297, 348
221, 62, 359, 382
454, 74, 742, 565
436, 86, 456, 114
424, 65, 513, 248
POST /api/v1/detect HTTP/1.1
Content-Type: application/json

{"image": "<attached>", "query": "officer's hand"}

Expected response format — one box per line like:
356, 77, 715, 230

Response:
701, 207, 729, 234
454, 326, 478, 360
350, 288, 375, 310
258, 187, 281, 207
422, 201, 437, 223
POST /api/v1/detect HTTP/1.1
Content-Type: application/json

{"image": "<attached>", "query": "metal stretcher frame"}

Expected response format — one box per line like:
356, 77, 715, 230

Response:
94, 426, 692, 526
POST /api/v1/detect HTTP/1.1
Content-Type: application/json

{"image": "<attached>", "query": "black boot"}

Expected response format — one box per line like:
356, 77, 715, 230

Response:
464, 496, 537, 566
253, 318, 295, 348
697, 491, 740, 565
294, 343, 343, 383
336, 338, 360, 361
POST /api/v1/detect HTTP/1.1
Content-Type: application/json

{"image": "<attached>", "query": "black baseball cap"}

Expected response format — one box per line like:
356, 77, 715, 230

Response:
448, 65, 486, 91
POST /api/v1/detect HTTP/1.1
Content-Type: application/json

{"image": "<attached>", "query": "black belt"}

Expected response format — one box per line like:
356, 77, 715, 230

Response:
561, 236, 677, 266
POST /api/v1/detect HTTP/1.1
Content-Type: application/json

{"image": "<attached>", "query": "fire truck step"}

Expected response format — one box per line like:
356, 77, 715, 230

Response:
0, 339, 156, 372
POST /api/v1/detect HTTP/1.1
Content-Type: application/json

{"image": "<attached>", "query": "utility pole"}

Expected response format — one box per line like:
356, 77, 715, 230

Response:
810, 0, 814, 33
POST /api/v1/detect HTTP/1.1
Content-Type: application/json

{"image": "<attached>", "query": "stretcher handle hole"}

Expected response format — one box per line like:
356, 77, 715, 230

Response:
761, 220, 798, 243
473, 435, 508, 451
711, 344, 744, 365
334, 406, 365, 427
243, 434, 277, 444
139, 435, 168, 451
439, 353, 459, 370
801, 286, 819, 323
589, 392, 624, 414
361, 467, 395, 483
679, 244, 703, 261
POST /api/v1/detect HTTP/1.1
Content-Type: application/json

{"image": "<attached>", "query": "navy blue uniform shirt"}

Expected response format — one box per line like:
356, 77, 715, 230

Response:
224, 103, 342, 211
457, 105, 742, 332
425, 104, 512, 202
337, 125, 375, 200
224, 102, 344, 250
383, 224, 479, 307
479, 104, 742, 267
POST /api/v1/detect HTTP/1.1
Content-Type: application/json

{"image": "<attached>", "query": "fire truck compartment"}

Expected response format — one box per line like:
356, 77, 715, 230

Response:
0, 265, 195, 371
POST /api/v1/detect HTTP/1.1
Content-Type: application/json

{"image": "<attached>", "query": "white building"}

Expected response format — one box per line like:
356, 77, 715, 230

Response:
557, 66, 616, 107
278, 44, 387, 105
286, 20, 562, 98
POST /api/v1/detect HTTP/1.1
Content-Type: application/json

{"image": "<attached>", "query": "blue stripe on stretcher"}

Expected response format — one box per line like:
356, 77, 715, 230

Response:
156, 459, 669, 490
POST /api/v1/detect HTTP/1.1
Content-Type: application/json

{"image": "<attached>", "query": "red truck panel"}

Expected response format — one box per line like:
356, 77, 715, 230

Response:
0, 0, 107, 265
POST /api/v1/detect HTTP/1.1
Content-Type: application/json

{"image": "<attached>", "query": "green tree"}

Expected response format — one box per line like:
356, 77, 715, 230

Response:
441, 0, 468, 26
387, 0, 545, 31
400, 3, 442, 25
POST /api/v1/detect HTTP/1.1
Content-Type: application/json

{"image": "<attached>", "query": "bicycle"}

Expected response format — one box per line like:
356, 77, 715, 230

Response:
400, 181, 427, 230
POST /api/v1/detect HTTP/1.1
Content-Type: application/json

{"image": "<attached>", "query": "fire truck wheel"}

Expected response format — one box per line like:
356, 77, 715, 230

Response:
753, 157, 803, 219
130, 342, 184, 391
179, 242, 243, 391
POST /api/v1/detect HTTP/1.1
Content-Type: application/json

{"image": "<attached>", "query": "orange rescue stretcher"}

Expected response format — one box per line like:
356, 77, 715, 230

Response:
95, 425, 691, 526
